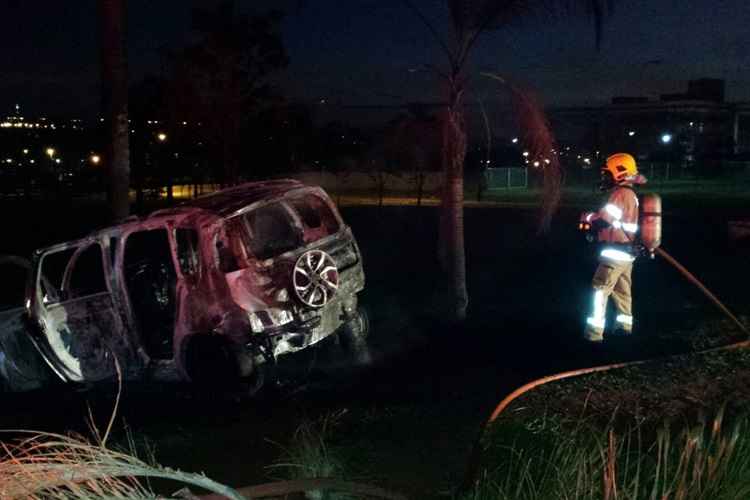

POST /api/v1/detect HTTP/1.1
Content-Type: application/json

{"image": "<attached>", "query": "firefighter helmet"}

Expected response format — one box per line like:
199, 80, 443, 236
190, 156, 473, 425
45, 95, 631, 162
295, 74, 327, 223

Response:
603, 153, 638, 183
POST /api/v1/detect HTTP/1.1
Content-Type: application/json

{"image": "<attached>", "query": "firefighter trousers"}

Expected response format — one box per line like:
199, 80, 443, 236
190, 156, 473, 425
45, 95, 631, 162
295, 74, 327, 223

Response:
584, 259, 633, 342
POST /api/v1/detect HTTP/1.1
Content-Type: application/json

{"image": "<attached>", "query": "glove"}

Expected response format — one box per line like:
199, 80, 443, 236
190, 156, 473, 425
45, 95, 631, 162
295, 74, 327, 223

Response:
578, 212, 599, 243
578, 212, 595, 232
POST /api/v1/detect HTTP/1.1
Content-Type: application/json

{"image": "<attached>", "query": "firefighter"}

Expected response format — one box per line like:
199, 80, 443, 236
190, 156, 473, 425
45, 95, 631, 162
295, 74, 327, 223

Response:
583, 153, 646, 342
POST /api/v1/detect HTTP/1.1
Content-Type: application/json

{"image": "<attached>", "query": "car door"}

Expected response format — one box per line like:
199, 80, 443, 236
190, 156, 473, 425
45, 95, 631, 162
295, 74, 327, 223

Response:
30, 238, 132, 383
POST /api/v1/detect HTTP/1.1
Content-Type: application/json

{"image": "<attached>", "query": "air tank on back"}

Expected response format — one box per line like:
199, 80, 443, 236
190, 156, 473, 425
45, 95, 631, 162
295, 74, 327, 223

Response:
640, 193, 662, 258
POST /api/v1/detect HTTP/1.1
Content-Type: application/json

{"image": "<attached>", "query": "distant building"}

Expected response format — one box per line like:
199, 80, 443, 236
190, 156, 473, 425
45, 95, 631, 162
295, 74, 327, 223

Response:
549, 79, 750, 162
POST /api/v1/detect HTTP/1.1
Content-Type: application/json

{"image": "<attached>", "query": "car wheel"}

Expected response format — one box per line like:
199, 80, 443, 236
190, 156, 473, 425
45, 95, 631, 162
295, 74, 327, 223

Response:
338, 307, 371, 366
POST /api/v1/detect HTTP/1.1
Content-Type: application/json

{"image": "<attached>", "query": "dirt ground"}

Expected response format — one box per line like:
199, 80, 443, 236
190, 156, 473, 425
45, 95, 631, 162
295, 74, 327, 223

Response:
0, 194, 749, 498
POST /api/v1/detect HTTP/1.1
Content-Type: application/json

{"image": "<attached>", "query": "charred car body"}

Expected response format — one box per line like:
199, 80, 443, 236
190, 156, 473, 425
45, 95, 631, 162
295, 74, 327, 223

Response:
0, 180, 367, 392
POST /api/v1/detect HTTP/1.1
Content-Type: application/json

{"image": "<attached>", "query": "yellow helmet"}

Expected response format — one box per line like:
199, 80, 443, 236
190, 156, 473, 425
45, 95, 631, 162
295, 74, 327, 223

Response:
603, 153, 638, 183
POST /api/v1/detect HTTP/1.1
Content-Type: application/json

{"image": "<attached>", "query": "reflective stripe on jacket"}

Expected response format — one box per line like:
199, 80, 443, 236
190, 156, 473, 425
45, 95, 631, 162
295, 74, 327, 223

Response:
597, 186, 639, 244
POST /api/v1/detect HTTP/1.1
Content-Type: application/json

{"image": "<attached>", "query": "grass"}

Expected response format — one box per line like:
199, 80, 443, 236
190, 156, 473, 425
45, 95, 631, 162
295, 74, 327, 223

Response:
0, 410, 405, 500
269, 412, 347, 481
329, 185, 750, 215
5, 392, 747, 500
268, 411, 352, 500
466, 408, 750, 500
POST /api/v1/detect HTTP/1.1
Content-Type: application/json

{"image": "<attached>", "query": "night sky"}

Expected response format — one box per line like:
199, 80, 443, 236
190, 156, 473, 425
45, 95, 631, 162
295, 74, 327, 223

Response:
1, 0, 748, 121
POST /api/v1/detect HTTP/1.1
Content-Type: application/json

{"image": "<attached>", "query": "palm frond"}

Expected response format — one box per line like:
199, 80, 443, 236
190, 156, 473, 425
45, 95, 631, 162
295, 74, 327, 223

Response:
452, 0, 615, 70
482, 73, 561, 232
0, 430, 244, 500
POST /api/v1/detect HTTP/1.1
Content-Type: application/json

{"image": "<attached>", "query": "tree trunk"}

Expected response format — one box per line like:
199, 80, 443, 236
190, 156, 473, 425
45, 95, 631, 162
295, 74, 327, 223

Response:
414, 153, 424, 207
439, 83, 468, 321
135, 175, 144, 213
99, 0, 130, 221
476, 169, 485, 202
167, 176, 174, 203
416, 172, 424, 207
378, 171, 384, 208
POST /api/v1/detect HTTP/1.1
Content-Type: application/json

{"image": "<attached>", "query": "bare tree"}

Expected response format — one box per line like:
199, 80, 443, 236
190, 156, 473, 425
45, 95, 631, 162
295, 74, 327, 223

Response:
404, 0, 612, 321
384, 109, 441, 206
98, 0, 130, 220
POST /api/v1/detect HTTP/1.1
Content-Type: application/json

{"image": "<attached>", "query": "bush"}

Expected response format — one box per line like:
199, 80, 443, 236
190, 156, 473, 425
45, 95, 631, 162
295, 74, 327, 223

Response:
467, 408, 750, 500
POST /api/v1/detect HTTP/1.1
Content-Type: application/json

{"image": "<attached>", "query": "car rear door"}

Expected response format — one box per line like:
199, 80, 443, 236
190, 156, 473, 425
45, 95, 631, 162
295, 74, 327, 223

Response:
29, 238, 132, 383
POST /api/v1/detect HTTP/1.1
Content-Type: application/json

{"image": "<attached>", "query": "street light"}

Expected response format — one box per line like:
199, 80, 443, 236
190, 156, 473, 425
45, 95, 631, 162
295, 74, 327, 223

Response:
628, 130, 636, 137
45, 147, 55, 158
661, 133, 672, 144
157, 132, 167, 142
90, 154, 101, 165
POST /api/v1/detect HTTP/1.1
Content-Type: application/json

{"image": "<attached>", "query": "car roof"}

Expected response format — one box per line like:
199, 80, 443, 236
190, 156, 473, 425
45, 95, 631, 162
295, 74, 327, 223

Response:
151, 179, 307, 218
70, 179, 310, 243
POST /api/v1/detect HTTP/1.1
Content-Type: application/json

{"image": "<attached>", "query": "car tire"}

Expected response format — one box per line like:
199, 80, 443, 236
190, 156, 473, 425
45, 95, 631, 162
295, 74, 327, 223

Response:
338, 307, 371, 366
238, 362, 266, 397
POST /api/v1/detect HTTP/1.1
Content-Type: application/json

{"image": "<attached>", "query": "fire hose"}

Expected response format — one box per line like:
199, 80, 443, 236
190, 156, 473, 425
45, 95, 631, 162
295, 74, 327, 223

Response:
460, 246, 749, 493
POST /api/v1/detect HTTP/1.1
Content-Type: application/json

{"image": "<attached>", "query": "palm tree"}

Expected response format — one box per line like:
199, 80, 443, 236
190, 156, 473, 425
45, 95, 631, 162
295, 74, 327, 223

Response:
98, 0, 130, 220
404, 0, 613, 321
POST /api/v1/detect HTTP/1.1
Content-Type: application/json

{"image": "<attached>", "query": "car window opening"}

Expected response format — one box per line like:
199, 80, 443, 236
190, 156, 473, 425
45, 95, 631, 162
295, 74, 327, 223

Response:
123, 229, 176, 360
221, 195, 342, 270
290, 194, 340, 243
40, 248, 78, 304
243, 202, 302, 261
66, 244, 107, 299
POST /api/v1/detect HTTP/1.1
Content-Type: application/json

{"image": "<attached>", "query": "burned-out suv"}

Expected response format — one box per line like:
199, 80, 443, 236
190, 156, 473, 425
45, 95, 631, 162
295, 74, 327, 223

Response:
0, 180, 367, 392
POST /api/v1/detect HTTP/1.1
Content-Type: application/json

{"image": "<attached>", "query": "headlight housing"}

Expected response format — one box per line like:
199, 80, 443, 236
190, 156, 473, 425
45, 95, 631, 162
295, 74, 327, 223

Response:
248, 312, 265, 333
248, 308, 294, 333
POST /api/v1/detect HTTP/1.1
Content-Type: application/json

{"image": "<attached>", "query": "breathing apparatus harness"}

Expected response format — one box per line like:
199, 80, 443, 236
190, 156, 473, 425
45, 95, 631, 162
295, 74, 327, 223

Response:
578, 178, 657, 259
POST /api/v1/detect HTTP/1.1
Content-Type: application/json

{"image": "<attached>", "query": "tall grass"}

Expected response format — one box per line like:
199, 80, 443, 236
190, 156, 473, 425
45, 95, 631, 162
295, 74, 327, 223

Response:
466, 409, 750, 500
0, 404, 404, 500
268, 411, 350, 499
0, 357, 244, 500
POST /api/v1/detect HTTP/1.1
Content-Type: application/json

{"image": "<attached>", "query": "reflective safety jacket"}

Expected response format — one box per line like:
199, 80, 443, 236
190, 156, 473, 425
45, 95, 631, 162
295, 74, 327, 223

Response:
595, 185, 639, 245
